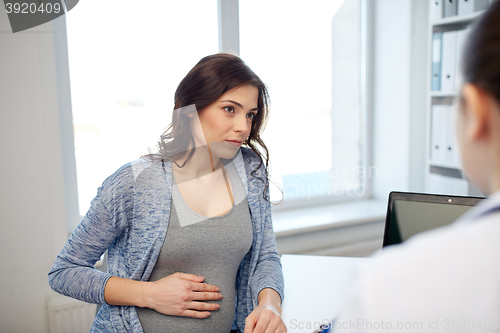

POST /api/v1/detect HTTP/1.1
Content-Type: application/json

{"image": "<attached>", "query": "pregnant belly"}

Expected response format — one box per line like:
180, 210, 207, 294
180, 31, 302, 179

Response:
137, 280, 237, 333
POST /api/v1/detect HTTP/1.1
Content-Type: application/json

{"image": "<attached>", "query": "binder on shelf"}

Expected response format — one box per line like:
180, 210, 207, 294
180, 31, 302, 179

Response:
458, 0, 474, 15
430, 0, 443, 20
444, 105, 460, 167
428, 173, 468, 196
428, 173, 445, 194
455, 28, 471, 92
444, 0, 458, 17
431, 32, 442, 91
431, 105, 448, 163
459, 0, 489, 14
474, 0, 490, 11
441, 30, 458, 93
444, 176, 469, 196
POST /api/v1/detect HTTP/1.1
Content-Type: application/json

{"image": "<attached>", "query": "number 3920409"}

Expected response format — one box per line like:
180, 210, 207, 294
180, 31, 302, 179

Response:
5, 2, 62, 14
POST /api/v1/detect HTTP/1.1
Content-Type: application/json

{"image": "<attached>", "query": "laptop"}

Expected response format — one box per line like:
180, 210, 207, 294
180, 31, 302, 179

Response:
383, 191, 484, 247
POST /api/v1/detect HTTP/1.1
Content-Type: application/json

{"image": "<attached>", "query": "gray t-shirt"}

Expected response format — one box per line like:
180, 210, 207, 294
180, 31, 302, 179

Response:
137, 161, 253, 333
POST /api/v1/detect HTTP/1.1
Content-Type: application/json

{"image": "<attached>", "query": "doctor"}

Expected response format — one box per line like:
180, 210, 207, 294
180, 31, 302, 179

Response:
323, 1, 500, 332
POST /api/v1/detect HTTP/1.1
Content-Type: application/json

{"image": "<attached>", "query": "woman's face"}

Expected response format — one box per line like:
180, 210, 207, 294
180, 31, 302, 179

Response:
190, 84, 259, 159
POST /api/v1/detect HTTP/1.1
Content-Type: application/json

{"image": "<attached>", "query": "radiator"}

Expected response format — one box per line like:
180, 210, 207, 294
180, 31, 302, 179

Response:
46, 296, 96, 333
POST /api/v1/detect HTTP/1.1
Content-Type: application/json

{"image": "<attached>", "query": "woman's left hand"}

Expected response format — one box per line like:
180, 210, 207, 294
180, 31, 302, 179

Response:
244, 289, 287, 333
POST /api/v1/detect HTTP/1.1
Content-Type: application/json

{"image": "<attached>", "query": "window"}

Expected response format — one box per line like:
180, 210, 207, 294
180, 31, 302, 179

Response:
239, 0, 369, 206
63, 0, 370, 229
66, 1, 218, 218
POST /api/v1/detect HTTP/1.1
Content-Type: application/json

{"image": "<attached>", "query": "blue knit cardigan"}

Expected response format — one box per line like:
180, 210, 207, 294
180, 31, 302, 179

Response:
48, 147, 284, 332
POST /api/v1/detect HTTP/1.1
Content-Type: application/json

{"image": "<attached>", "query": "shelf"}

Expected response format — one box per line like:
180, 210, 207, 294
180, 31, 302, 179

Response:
431, 10, 485, 27
428, 163, 464, 180
430, 91, 458, 97
428, 161, 461, 170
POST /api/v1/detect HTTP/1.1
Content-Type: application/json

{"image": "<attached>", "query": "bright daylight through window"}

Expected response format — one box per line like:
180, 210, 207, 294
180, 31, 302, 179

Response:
240, 0, 367, 205
66, 1, 218, 217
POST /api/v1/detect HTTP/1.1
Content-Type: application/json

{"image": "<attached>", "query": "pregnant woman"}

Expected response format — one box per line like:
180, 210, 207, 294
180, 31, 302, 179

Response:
49, 53, 286, 333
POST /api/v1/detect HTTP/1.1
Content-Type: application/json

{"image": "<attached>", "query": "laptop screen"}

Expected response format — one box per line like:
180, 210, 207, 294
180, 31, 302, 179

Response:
383, 192, 483, 247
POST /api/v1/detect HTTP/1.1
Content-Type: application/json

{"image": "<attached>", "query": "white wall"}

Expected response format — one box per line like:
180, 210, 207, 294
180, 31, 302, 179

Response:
371, 0, 428, 200
0, 11, 68, 333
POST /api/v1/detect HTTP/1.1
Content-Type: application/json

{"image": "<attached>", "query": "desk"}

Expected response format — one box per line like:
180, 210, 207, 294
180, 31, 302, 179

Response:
281, 254, 372, 332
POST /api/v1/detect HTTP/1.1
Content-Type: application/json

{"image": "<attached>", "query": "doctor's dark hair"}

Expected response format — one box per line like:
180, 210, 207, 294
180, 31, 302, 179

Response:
142, 53, 277, 203
462, 0, 500, 104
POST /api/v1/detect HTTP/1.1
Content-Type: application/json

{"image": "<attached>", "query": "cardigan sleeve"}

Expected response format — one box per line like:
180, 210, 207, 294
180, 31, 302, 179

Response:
249, 162, 285, 305
48, 165, 132, 304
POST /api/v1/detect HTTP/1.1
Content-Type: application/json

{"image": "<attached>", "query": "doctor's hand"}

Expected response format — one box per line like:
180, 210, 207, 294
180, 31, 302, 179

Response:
146, 272, 223, 318
245, 288, 287, 333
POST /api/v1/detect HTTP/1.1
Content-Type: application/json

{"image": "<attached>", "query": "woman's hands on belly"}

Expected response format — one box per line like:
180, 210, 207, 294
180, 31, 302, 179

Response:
104, 272, 223, 318
146, 272, 223, 318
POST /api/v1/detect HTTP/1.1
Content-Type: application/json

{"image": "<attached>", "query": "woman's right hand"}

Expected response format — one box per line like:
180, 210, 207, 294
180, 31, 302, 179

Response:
146, 272, 223, 318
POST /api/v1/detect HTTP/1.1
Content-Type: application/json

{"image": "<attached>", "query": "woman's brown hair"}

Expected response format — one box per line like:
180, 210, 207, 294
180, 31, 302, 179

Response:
142, 53, 274, 202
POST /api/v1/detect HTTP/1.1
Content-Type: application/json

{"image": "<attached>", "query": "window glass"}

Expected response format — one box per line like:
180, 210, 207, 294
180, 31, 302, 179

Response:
239, 0, 365, 204
67, 0, 218, 216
